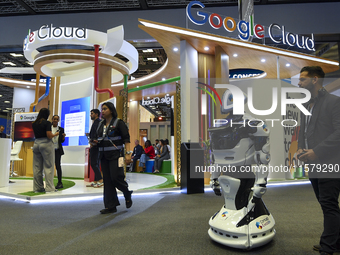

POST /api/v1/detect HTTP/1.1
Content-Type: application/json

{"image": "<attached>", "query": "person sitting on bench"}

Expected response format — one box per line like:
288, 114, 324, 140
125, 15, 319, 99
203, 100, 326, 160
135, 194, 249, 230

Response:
154, 139, 170, 173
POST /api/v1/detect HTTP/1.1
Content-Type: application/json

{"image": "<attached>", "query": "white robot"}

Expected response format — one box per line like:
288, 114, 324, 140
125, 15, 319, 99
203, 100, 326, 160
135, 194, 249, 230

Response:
208, 89, 275, 250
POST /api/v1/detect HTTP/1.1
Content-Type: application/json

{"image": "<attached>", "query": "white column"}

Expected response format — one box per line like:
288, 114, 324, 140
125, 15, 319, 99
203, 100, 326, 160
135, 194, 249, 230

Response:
180, 40, 199, 143
0, 138, 11, 187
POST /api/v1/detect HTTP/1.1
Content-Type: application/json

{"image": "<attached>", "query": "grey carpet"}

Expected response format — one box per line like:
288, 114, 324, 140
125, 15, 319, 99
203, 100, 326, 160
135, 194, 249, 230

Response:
0, 183, 335, 255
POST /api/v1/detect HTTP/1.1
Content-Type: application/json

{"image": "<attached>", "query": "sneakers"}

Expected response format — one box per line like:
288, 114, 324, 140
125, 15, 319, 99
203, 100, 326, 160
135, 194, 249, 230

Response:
94, 182, 104, 188
55, 183, 63, 189
86, 182, 104, 188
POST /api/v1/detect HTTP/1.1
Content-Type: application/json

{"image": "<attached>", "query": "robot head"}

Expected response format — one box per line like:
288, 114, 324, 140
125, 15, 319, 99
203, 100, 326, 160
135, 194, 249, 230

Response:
221, 89, 247, 115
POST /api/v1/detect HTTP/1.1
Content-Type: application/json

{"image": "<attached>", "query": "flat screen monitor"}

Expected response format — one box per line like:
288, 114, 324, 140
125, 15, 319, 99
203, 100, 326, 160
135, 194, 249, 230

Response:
61, 97, 90, 146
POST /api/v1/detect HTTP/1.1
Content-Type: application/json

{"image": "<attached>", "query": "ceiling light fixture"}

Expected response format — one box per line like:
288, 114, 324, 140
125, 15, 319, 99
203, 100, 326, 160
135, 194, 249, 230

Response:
233, 53, 238, 57
26, 86, 30, 88
179, 66, 181, 69
139, 20, 339, 66
147, 57, 158, 62
3, 62, 16, 66
4, 101, 10, 103
204, 46, 209, 51
261, 59, 266, 63
142, 49, 153, 53
162, 78, 166, 81
173, 47, 178, 52
10, 53, 23, 57
286, 63, 291, 67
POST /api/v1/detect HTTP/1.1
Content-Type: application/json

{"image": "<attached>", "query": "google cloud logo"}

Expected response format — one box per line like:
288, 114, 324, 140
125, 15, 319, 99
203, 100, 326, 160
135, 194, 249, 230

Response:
221, 211, 228, 217
256, 222, 263, 229
197, 82, 222, 107
20, 115, 23, 120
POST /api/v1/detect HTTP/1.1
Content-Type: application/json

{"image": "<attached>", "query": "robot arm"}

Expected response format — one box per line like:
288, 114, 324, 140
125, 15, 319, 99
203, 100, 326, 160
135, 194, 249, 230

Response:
249, 121, 270, 199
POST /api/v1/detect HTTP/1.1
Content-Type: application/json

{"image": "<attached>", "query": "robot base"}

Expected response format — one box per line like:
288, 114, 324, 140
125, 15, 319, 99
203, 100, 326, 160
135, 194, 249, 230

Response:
208, 205, 275, 250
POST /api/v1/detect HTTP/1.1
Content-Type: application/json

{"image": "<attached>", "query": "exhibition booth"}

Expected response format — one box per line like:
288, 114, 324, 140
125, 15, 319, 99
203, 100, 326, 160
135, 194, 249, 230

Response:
0, 1, 339, 198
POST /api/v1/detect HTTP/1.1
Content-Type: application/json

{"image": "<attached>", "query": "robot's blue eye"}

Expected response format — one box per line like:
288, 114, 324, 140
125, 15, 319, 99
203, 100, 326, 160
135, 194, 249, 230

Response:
228, 94, 233, 102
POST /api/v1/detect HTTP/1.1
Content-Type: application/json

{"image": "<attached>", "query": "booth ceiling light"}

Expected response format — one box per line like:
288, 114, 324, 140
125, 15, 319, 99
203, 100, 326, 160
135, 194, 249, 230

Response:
3, 62, 16, 66
34, 53, 130, 74
0, 95, 2, 97
142, 49, 154, 53
26, 86, 30, 88
173, 47, 179, 52
4, 101, 10, 103
112, 58, 169, 87
261, 59, 266, 63
286, 63, 291, 67
147, 57, 158, 62
233, 53, 238, 57
179, 66, 181, 69
204, 46, 209, 51
139, 20, 339, 66
10, 53, 23, 57
162, 78, 166, 81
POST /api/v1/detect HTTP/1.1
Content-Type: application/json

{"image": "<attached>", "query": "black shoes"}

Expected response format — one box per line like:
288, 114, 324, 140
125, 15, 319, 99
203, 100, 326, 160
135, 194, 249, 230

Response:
100, 207, 117, 214
34, 188, 46, 193
314, 244, 336, 254
55, 183, 63, 189
125, 190, 133, 208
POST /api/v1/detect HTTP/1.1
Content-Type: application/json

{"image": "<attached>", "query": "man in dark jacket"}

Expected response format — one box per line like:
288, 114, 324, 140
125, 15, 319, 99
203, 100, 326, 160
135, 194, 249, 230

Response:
297, 66, 340, 255
130, 139, 143, 172
52, 115, 66, 189
86, 109, 103, 187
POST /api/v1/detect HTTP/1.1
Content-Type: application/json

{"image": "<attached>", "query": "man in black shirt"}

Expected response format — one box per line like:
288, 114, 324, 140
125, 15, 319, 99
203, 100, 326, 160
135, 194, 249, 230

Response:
86, 109, 103, 187
130, 139, 143, 172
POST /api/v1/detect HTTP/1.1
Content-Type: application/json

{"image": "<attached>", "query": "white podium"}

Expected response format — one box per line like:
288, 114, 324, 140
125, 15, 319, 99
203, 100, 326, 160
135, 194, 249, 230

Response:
0, 138, 11, 187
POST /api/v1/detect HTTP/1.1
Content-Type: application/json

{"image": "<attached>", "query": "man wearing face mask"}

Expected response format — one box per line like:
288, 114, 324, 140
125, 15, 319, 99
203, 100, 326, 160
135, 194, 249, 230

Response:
297, 66, 340, 255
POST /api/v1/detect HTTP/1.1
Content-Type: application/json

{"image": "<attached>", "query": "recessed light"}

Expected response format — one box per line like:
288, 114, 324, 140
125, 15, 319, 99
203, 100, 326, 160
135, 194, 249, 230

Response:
26, 86, 30, 88
10, 53, 23, 57
147, 57, 158, 62
179, 66, 181, 69
166, 94, 169, 96
173, 47, 179, 52
136, 86, 139, 88
142, 49, 153, 53
261, 59, 266, 63
147, 97, 150, 99
286, 63, 291, 67
4, 101, 10, 103
130, 99, 133, 102
233, 53, 238, 57
0, 95, 2, 97
162, 78, 166, 81
3, 62, 16, 66
204, 46, 209, 51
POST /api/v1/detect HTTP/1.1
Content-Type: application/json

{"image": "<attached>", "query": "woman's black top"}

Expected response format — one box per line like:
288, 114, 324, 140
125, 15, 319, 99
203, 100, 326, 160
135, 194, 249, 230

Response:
32, 119, 52, 139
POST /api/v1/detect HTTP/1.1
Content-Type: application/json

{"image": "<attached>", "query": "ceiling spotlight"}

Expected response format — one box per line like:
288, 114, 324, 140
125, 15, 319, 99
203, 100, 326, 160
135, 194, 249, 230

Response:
147, 97, 150, 99
142, 49, 153, 53
4, 101, 10, 103
130, 99, 133, 102
173, 47, 179, 52
158, 117, 163, 120
26, 86, 30, 88
233, 53, 238, 57
0, 95, 2, 97
147, 57, 158, 62
204, 46, 209, 51
162, 78, 166, 81
166, 94, 169, 96
261, 59, 266, 63
10, 53, 23, 57
179, 66, 181, 69
286, 63, 291, 67
2, 62, 16, 66
136, 86, 139, 88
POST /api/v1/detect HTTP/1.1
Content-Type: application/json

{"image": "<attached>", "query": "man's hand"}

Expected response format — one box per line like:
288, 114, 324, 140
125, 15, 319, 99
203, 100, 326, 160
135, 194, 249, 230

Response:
131, 155, 134, 159
295, 148, 304, 160
299, 149, 318, 162
62, 133, 66, 137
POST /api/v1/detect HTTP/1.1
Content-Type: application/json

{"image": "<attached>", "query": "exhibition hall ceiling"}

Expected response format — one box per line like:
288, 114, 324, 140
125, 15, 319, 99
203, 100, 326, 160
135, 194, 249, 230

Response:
0, 0, 339, 15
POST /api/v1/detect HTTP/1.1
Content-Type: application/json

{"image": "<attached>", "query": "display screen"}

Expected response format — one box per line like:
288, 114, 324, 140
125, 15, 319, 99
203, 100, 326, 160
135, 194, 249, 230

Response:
61, 97, 90, 146
14, 121, 35, 141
